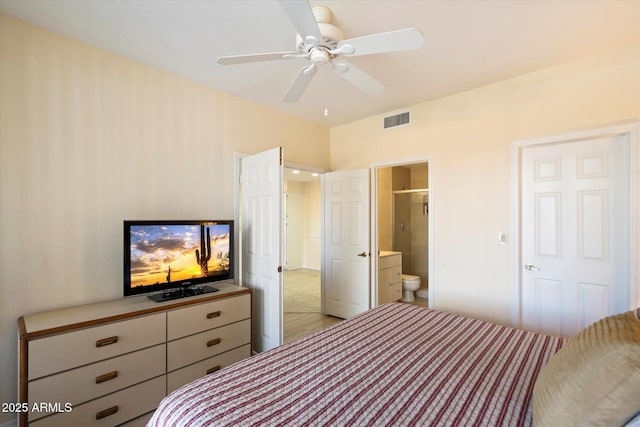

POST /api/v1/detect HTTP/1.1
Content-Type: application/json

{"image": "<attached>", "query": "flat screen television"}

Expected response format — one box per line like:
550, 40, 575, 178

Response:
123, 220, 233, 302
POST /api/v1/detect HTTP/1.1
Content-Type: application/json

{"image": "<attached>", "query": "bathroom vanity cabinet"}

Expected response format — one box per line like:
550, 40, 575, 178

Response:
378, 252, 402, 304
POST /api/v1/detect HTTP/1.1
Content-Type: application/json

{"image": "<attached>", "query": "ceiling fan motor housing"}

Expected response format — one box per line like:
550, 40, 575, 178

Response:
312, 5, 332, 24
295, 6, 344, 54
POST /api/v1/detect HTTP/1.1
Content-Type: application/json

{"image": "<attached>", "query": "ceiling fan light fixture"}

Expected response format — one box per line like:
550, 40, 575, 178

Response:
310, 49, 329, 65
304, 35, 319, 44
296, 22, 343, 53
332, 62, 348, 73
330, 44, 354, 56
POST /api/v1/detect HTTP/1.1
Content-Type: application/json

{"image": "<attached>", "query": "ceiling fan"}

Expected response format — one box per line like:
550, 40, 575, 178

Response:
216, 1, 425, 103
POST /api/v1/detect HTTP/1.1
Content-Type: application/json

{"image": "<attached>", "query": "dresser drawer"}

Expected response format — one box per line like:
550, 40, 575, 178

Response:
167, 344, 251, 394
28, 344, 165, 421
118, 411, 154, 427
29, 375, 165, 427
28, 313, 166, 380
167, 294, 250, 340
167, 319, 250, 371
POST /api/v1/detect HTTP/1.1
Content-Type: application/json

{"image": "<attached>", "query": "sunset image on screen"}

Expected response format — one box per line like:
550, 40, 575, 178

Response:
129, 224, 230, 288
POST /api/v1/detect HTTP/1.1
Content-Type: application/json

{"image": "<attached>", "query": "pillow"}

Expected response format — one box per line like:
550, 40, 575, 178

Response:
533, 308, 640, 426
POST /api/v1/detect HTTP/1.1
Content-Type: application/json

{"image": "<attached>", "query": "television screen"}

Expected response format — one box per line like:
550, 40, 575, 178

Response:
124, 220, 233, 301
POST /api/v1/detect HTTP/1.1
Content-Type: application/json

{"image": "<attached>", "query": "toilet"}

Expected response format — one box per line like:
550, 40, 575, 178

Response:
401, 274, 421, 302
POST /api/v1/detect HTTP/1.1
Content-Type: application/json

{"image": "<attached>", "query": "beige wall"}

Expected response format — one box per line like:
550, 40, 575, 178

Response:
331, 42, 640, 325
0, 15, 329, 421
284, 179, 321, 270
377, 168, 393, 251
302, 180, 321, 270
284, 181, 305, 269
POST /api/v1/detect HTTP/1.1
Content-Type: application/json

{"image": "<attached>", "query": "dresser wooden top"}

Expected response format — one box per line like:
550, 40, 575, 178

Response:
19, 282, 250, 339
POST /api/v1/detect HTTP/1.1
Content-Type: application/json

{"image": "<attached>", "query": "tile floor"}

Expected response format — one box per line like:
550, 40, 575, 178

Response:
283, 268, 321, 313
407, 297, 430, 308
282, 269, 429, 342
283, 269, 343, 342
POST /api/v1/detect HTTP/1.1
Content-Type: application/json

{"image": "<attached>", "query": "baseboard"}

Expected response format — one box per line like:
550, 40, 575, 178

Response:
415, 288, 429, 299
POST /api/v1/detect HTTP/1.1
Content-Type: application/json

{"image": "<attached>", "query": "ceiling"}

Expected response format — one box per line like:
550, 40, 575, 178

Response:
1, 0, 638, 127
284, 167, 321, 183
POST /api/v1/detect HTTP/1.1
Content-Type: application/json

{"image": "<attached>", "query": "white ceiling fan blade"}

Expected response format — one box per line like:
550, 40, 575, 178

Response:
278, 0, 322, 44
333, 60, 384, 96
217, 52, 299, 65
283, 64, 317, 103
337, 28, 424, 57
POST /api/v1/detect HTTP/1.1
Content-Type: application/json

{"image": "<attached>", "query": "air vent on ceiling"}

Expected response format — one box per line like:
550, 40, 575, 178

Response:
383, 111, 410, 129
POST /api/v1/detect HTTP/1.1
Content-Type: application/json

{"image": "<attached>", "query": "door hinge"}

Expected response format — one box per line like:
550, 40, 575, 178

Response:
277, 266, 283, 273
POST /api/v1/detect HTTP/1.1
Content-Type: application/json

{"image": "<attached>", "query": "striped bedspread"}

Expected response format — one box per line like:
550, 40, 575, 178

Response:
149, 303, 563, 427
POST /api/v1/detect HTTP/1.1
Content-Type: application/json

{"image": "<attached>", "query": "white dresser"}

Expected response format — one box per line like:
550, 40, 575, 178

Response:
18, 283, 251, 426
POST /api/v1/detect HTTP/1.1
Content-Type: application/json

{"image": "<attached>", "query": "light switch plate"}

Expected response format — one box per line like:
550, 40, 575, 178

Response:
498, 232, 507, 246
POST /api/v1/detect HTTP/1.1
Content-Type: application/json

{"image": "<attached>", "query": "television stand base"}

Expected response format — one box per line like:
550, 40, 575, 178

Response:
148, 285, 219, 302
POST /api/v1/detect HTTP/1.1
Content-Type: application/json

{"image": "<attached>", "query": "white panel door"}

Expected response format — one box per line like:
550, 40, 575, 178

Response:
521, 135, 629, 337
241, 147, 283, 352
323, 169, 370, 319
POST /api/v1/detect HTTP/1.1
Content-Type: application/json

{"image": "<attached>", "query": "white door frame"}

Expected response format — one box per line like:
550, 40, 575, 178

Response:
370, 155, 434, 308
510, 122, 639, 327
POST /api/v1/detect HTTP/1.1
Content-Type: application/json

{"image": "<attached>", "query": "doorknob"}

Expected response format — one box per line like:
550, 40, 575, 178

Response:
524, 264, 541, 271
357, 252, 368, 258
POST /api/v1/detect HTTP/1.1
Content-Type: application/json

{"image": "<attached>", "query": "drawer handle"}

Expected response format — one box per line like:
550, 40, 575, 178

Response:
96, 405, 118, 420
207, 338, 221, 347
206, 365, 221, 375
207, 311, 221, 319
95, 370, 118, 384
95, 336, 118, 348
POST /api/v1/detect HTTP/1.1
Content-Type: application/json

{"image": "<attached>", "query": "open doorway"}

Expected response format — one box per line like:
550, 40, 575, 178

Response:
283, 167, 321, 313
372, 157, 433, 309
283, 166, 341, 341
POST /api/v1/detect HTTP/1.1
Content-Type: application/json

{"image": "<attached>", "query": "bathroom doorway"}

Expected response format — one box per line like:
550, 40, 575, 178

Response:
374, 159, 432, 308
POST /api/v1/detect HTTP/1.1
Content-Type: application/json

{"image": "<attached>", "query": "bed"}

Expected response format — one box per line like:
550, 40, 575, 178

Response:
148, 303, 640, 427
